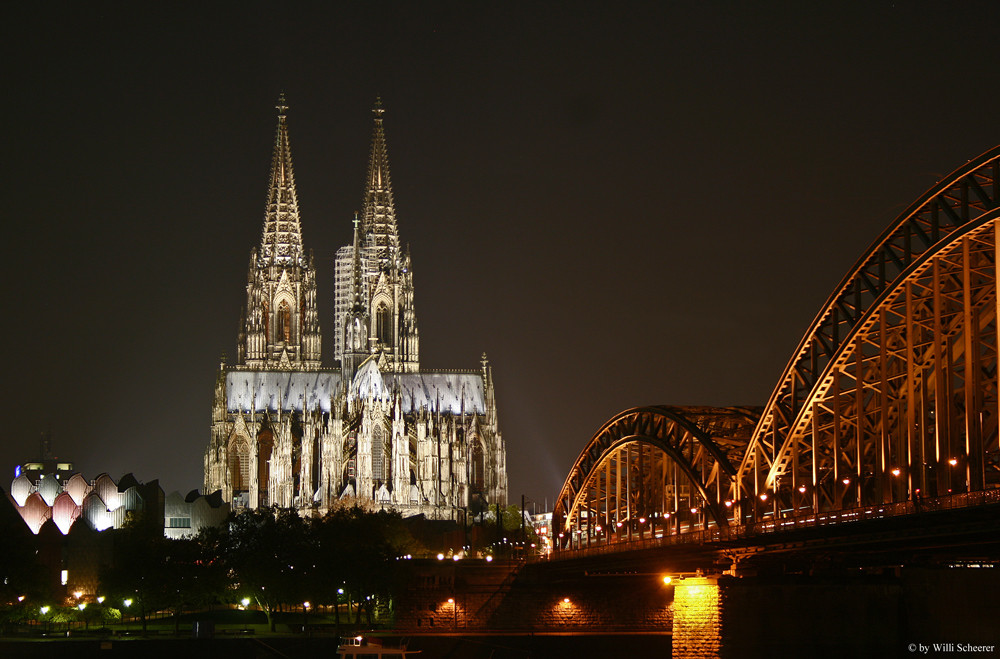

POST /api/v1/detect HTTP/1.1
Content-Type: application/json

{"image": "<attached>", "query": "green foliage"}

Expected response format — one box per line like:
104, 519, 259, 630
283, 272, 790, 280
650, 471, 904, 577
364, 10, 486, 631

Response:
7, 505, 461, 631
99, 523, 224, 631
205, 506, 418, 629
99, 523, 169, 627
204, 507, 310, 630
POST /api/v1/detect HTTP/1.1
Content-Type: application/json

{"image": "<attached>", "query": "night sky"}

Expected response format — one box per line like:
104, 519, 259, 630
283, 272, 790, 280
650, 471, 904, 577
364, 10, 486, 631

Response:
6, 2, 1000, 508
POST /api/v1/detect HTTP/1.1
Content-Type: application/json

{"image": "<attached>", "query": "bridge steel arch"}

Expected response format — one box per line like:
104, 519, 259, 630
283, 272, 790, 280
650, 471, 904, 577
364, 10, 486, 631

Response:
552, 406, 758, 549
737, 146, 1000, 520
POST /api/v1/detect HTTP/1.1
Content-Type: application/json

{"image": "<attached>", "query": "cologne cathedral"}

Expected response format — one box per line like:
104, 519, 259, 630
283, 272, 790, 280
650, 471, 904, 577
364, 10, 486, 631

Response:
204, 97, 507, 519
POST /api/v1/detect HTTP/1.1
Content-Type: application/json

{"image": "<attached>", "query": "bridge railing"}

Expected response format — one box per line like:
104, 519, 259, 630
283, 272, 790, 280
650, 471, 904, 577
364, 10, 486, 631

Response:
539, 488, 1000, 561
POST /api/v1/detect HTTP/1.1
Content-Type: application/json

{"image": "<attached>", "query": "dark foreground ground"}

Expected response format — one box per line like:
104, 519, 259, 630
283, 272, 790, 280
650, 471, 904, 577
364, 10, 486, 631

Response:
0, 633, 671, 659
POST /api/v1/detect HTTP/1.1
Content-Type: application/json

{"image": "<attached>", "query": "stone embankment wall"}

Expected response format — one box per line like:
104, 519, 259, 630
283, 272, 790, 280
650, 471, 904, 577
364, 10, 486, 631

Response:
394, 560, 672, 632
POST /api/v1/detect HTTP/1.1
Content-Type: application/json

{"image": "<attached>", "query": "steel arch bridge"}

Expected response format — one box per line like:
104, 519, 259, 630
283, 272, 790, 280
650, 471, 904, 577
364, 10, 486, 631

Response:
554, 145, 1000, 547
552, 406, 758, 549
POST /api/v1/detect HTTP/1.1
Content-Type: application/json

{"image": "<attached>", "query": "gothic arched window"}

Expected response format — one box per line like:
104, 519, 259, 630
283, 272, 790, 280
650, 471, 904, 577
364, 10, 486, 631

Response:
372, 425, 388, 484
229, 440, 250, 492
277, 300, 291, 343
312, 430, 321, 495
471, 441, 485, 494
376, 304, 393, 348
258, 429, 274, 498
261, 300, 270, 344
352, 318, 363, 350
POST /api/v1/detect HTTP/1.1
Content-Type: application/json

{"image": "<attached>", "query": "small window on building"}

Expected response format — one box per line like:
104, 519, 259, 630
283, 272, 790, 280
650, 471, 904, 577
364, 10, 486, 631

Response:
168, 517, 191, 528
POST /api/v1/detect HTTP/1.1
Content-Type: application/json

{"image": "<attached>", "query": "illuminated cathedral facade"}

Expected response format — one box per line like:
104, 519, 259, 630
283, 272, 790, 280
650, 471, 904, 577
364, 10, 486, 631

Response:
204, 97, 507, 519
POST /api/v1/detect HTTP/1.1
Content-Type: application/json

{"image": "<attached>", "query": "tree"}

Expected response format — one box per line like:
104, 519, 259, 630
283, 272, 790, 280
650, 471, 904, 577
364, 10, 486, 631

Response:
316, 507, 416, 626
160, 537, 226, 633
99, 518, 171, 633
210, 507, 310, 631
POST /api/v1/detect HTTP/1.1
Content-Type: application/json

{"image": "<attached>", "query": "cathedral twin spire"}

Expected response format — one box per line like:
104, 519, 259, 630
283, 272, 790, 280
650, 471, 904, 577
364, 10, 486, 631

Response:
361, 97, 400, 270
240, 94, 416, 374
259, 93, 304, 265
239, 94, 320, 369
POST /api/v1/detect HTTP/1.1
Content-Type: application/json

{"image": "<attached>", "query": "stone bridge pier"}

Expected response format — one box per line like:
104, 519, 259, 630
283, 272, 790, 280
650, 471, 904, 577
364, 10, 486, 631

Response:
672, 569, 1000, 658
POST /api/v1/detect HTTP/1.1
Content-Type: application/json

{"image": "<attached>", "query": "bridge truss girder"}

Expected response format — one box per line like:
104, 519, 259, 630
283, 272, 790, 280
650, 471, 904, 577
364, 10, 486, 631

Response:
738, 146, 1000, 520
553, 407, 757, 549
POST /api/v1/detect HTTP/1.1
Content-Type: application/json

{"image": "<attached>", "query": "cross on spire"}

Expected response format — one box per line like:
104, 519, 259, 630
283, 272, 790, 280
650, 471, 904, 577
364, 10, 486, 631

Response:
276, 92, 289, 118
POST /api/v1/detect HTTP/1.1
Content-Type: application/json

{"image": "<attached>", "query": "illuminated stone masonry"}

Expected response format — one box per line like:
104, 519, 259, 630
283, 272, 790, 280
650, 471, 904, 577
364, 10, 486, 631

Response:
204, 96, 507, 520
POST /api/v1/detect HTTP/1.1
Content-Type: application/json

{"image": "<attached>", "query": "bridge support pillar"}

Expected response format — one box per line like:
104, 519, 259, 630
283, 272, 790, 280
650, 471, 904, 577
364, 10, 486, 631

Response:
672, 576, 722, 659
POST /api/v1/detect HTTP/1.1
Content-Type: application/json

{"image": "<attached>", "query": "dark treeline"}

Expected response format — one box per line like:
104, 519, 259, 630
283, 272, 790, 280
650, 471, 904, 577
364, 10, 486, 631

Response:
102, 506, 419, 632
0, 502, 536, 634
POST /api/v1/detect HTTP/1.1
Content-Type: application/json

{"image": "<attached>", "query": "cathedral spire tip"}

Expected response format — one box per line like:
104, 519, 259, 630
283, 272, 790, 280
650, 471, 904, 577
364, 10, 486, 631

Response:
373, 96, 384, 117
259, 92, 303, 264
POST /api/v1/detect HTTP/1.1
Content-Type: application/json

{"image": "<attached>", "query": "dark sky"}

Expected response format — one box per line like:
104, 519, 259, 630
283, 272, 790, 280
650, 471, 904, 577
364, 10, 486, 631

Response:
5, 1, 1000, 507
